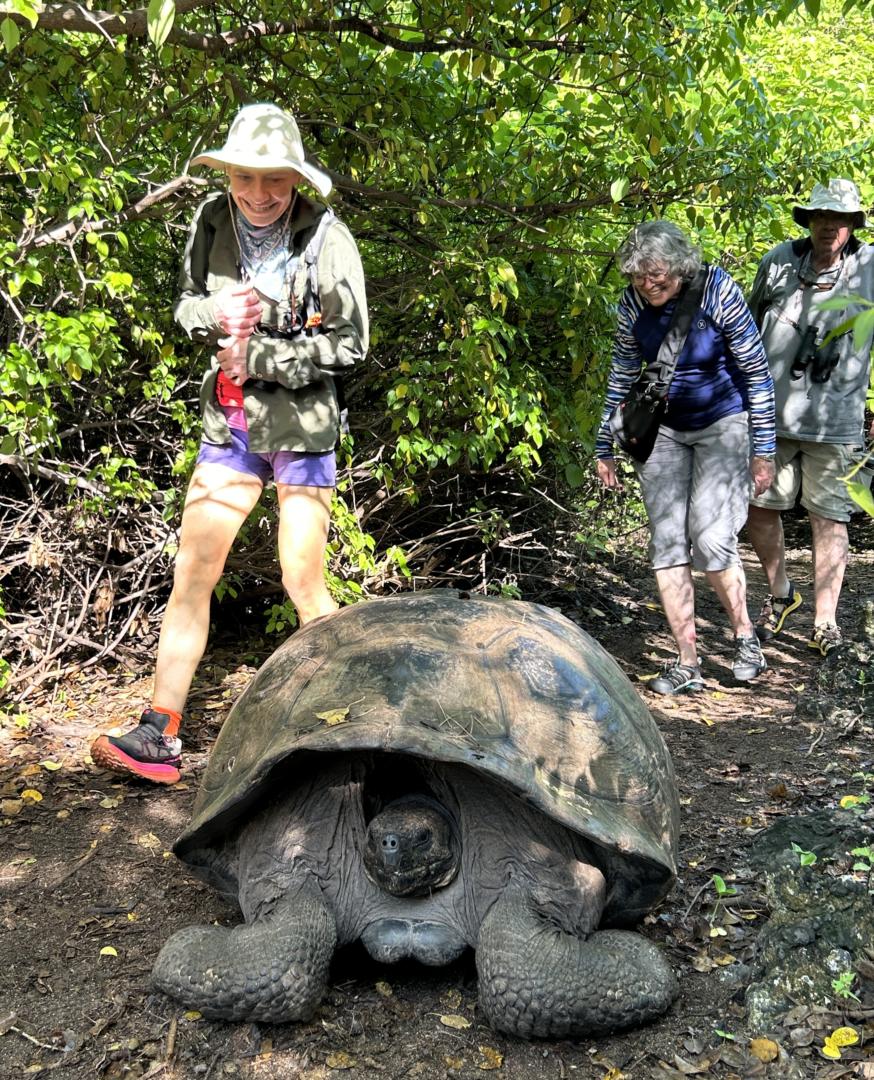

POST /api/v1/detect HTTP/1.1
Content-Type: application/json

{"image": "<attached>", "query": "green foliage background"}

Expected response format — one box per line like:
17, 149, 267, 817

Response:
1, 0, 872, 696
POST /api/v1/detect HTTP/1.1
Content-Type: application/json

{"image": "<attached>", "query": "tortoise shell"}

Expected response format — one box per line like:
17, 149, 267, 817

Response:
175, 591, 679, 923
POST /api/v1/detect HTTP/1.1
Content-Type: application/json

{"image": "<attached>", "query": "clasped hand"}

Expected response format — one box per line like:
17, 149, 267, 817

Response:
214, 283, 261, 386
217, 335, 249, 385
214, 282, 262, 338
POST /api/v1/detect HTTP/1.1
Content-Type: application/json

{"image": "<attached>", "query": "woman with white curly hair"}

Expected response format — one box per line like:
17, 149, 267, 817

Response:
595, 220, 775, 695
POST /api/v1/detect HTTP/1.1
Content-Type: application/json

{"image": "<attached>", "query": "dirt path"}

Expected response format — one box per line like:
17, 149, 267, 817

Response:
1, 514, 872, 1079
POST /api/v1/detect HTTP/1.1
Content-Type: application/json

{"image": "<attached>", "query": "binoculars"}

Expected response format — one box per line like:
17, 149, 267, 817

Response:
789, 325, 840, 384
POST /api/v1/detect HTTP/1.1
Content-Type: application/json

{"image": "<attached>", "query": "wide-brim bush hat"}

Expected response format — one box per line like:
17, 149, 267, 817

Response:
191, 103, 333, 198
793, 178, 867, 229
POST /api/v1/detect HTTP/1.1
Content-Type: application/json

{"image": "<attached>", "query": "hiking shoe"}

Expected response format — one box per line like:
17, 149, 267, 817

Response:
91, 709, 182, 784
650, 660, 704, 696
732, 634, 767, 682
755, 584, 802, 641
808, 622, 843, 657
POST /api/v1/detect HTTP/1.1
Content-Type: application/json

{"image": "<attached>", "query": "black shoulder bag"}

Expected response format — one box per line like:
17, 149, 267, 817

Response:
608, 267, 708, 463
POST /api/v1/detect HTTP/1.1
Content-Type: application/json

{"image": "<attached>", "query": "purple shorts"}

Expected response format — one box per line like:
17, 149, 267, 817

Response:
196, 427, 336, 488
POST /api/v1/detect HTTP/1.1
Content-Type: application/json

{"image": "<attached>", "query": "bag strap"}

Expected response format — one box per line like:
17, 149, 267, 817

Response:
303, 207, 336, 337
651, 265, 708, 394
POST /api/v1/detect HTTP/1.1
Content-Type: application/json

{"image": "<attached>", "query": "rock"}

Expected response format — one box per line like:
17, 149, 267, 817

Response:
744, 810, 874, 1032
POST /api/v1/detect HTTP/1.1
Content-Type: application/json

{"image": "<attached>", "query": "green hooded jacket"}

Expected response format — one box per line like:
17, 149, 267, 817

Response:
175, 191, 369, 453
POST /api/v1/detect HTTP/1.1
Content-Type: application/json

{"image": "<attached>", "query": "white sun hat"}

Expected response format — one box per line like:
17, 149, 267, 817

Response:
792, 178, 867, 229
190, 103, 333, 198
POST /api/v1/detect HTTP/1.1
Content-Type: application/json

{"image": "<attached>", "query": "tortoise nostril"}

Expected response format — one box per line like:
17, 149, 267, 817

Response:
382, 835, 399, 851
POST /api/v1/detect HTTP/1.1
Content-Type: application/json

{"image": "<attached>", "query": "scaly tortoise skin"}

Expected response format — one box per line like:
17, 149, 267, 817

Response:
153, 591, 679, 1038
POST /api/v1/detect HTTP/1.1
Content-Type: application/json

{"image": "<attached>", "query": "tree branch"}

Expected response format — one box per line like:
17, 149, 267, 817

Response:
9, 4, 597, 56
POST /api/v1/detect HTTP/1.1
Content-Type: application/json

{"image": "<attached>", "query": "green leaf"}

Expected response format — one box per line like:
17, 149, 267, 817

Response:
147, 0, 175, 49
847, 481, 874, 518
609, 177, 630, 203
0, 17, 20, 53
10, 0, 39, 28
851, 308, 874, 351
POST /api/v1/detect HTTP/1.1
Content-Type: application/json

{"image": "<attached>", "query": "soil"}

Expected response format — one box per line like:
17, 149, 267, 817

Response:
2, 511, 873, 1080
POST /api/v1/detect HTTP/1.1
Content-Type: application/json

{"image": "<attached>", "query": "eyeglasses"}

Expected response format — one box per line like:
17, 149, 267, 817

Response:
631, 269, 672, 287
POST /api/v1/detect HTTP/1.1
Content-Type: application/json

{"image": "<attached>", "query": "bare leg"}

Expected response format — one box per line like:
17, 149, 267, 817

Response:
745, 505, 790, 598
705, 564, 755, 639
653, 566, 698, 667
153, 463, 263, 711
809, 512, 848, 625
276, 484, 338, 625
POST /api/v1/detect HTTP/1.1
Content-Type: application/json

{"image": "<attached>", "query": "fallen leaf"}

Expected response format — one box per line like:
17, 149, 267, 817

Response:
375, 981, 393, 997
749, 1037, 780, 1062
477, 1045, 504, 1070
135, 832, 163, 851
442, 989, 462, 1009
1, 799, 22, 816
589, 607, 606, 618
56, 809, 70, 820
100, 797, 121, 809
444, 1058, 464, 1071
40, 760, 62, 771
183, 1010, 202, 1021
316, 707, 350, 726
691, 953, 715, 972
669, 1053, 708, 1074
440, 1014, 472, 1030
99, 946, 118, 957
326, 1051, 356, 1069
20, 764, 42, 777
20, 789, 43, 802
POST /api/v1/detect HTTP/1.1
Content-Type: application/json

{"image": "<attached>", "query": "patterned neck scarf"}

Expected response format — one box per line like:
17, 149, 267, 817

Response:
234, 198, 294, 302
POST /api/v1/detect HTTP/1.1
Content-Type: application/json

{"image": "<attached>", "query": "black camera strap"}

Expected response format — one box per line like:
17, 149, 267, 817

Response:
648, 266, 708, 397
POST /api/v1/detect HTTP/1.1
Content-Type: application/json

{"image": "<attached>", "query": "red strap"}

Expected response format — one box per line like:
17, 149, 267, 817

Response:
216, 370, 244, 406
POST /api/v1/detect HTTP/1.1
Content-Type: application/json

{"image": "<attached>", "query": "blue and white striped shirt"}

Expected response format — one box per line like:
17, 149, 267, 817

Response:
596, 264, 776, 459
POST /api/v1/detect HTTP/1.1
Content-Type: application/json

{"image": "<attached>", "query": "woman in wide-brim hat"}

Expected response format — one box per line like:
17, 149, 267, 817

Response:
91, 103, 369, 785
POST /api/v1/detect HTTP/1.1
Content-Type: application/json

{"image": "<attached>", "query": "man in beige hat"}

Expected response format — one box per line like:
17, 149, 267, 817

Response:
746, 178, 874, 655
91, 103, 368, 783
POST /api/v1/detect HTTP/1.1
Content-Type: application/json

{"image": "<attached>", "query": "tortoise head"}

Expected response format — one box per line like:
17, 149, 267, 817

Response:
363, 794, 461, 897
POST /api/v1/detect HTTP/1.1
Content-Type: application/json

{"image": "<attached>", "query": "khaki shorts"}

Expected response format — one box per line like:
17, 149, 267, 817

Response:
749, 437, 866, 523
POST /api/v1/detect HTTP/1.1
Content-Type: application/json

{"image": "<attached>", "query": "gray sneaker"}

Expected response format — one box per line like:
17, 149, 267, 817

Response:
650, 660, 704, 696
733, 634, 767, 682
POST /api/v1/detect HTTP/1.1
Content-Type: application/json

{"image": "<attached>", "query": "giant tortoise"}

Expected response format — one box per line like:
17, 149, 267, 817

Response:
153, 591, 679, 1038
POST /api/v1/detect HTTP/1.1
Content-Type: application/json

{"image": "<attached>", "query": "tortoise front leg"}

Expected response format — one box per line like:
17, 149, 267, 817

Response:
153, 894, 337, 1023
476, 890, 677, 1038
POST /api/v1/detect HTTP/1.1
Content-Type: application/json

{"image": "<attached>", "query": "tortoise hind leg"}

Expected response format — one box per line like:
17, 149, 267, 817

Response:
153, 894, 337, 1023
476, 891, 676, 1039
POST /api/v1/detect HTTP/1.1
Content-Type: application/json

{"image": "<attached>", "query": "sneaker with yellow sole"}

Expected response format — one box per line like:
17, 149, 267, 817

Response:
755, 584, 802, 642
808, 622, 843, 657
